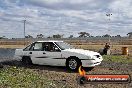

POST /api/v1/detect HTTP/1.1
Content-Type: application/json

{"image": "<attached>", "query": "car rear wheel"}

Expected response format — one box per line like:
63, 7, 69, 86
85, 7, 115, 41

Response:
0, 63, 3, 68
22, 56, 32, 65
66, 57, 81, 71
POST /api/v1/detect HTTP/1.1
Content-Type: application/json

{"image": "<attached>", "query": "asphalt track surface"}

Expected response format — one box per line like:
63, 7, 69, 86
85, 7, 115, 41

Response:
0, 48, 15, 61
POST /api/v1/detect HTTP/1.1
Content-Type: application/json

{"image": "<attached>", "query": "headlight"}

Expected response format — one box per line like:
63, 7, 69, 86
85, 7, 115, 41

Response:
93, 55, 100, 58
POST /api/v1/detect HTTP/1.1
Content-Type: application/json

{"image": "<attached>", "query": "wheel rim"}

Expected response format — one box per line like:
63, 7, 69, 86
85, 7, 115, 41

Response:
69, 59, 77, 70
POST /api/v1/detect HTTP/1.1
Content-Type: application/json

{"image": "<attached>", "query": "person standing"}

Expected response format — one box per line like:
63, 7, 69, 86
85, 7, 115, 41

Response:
103, 43, 110, 55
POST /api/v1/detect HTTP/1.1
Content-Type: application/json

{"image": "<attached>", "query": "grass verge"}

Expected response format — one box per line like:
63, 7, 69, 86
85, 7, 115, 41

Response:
0, 66, 67, 88
103, 55, 132, 64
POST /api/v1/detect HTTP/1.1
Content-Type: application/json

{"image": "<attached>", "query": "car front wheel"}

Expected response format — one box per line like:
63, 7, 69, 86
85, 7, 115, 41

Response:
66, 57, 81, 71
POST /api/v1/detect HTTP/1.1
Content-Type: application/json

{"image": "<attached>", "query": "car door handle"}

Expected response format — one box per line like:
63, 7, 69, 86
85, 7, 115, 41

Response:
43, 52, 46, 54
29, 52, 32, 54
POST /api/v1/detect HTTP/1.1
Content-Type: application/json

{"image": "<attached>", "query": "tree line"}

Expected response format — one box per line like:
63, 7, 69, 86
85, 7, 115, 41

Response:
0, 32, 132, 39
24, 32, 132, 38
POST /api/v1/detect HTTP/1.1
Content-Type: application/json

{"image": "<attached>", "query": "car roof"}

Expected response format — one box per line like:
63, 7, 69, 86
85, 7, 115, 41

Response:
36, 40, 64, 43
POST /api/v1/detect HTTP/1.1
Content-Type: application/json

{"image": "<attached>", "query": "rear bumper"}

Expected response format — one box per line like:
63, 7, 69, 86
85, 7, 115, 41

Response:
13, 55, 22, 61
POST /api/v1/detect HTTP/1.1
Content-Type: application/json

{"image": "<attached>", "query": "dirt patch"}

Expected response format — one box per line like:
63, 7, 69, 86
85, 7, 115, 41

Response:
1, 59, 132, 88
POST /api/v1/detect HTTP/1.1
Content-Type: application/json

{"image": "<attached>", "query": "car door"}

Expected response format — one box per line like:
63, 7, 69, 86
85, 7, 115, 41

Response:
27, 42, 47, 65
42, 42, 65, 66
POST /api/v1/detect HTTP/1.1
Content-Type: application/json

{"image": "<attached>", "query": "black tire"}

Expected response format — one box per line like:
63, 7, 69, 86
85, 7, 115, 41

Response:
22, 56, 32, 65
66, 57, 82, 72
0, 63, 3, 68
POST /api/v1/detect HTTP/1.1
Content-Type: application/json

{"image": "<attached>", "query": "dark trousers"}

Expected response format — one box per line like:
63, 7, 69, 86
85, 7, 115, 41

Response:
103, 48, 108, 55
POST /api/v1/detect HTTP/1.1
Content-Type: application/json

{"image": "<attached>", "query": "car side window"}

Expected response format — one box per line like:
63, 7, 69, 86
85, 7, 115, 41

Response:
43, 42, 60, 52
30, 42, 43, 51
23, 44, 32, 51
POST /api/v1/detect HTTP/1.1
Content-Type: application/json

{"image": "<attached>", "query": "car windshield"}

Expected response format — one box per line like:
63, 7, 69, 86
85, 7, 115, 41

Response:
55, 42, 74, 50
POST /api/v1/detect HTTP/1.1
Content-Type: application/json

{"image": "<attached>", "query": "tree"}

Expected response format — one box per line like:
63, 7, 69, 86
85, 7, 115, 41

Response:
52, 34, 64, 38
115, 35, 121, 37
0, 36, 8, 39
36, 34, 44, 38
0, 36, 6, 39
127, 32, 132, 38
102, 34, 111, 37
47, 36, 52, 38
25, 35, 33, 38
96, 36, 102, 37
78, 32, 90, 38
89, 36, 94, 37
69, 35, 73, 38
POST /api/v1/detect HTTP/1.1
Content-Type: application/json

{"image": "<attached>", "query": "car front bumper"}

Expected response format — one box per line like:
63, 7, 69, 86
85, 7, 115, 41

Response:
81, 57, 103, 67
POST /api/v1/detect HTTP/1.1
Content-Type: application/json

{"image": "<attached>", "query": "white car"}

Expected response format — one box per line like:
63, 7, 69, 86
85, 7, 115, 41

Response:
15, 41, 103, 71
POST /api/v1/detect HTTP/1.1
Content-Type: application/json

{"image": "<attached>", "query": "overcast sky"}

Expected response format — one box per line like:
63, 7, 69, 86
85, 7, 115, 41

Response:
0, 0, 132, 38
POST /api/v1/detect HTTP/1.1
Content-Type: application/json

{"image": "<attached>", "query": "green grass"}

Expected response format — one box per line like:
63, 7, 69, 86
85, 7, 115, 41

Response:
0, 66, 67, 88
103, 55, 132, 64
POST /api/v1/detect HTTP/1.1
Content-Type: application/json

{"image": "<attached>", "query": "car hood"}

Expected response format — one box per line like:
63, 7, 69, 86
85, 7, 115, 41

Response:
63, 49, 100, 56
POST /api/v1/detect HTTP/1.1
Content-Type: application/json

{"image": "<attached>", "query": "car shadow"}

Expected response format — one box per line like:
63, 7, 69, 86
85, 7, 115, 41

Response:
1, 60, 93, 73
